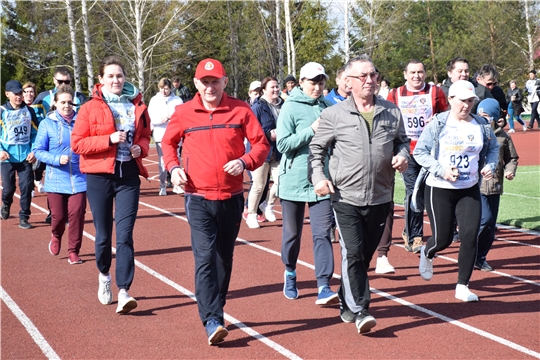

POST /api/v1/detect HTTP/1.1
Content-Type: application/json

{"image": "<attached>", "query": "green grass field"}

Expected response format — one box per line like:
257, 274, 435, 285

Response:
393, 165, 540, 231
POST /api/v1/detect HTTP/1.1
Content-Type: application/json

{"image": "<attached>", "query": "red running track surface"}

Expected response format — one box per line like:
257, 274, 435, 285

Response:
1, 131, 539, 359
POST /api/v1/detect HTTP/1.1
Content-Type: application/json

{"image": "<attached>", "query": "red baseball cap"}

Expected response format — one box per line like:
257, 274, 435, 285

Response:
194, 58, 227, 79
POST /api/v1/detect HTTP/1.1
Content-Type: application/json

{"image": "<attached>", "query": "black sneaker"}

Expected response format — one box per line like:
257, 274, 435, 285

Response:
338, 286, 356, 323
355, 309, 376, 334
45, 212, 52, 224
1, 203, 10, 220
19, 219, 34, 229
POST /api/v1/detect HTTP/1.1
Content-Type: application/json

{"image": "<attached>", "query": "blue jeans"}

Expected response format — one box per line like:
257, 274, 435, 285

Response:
477, 193, 500, 263
507, 102, 524, 130
86, 172, 140, 290
1, 161, 34, 220
280, 199, 334, 288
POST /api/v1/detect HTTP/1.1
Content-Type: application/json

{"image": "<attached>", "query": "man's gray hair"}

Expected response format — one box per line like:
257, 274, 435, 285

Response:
344, 54, 373, 76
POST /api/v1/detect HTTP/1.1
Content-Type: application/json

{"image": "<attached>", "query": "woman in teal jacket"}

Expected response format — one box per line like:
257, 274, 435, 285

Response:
276, 62, 337, 306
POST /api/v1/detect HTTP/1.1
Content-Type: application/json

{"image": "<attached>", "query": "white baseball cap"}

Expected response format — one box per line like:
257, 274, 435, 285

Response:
448, 80, 479, 100
299, 62, 329, 80
249, 81, 261, 91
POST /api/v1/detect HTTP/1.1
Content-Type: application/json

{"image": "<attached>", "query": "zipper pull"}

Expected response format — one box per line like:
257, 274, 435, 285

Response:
209, 114, 213, 121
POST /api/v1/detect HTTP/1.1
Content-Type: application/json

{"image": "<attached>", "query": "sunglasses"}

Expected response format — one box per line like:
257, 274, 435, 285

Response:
55, 78, 71, 85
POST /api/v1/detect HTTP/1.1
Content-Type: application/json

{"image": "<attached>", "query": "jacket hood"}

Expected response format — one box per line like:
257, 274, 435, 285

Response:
286, 86, 328, 105
92, 82, 140, 103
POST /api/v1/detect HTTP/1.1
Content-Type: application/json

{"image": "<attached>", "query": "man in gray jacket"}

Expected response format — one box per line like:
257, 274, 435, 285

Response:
309, 54, 409, 334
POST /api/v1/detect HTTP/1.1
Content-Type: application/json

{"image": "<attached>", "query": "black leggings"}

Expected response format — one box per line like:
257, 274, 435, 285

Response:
424, 184, 481, 285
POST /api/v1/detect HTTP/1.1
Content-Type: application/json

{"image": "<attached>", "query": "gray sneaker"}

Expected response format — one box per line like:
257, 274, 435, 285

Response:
355, 310, 376, 334
19, 219, 34, 229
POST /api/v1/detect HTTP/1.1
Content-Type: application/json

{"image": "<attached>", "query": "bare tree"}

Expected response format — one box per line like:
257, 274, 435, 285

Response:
65, 0, 82, 93
226, 0, 239, 97
81, 0, 94, 92
97, 0, 196, 94
344, 0, 349, 62
284, 0, 296, 77
276, 0, 284, 84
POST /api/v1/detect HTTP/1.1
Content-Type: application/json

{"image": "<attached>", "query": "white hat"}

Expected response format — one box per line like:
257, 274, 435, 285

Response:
249, 81, 261, 91
448, 80, 479, 100
299, 62, 329, 80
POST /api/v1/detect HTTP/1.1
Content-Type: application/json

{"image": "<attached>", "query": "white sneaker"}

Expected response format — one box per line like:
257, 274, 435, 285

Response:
375, 255, 395, 274
31, 190, 35, 198
98, 273, 112, 305
116, 291, 138, 314
34, 180, 44, 193
259, 201, 276, 222
173, 185, 184, 194
159, 186, 167, 196
523, 125, 527, 131
245, 213, 260, 229
455, 284, 479, 302
508, 128, 515, 133
419, 245, 433, 281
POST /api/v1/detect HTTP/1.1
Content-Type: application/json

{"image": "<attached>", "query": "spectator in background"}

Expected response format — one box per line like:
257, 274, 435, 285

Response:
325, 66, 352, 104
0, 80, 38, 229
475, 98, 518, 272
23, 82, 47, 196
172, 77, 191, 102
33, 84, 87, 264
33, 67, 87, 116
525, 70, 540, 129
475, 65, 508, 123
246, 81, 261, 105
148, 78, 183, 196
378, 79, 390, 100
245, 76, 283, 228
281, 74, 296, 100
506, 80, 526, 132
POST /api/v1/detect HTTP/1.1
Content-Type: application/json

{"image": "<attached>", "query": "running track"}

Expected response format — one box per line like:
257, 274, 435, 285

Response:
2, 130, 539, 359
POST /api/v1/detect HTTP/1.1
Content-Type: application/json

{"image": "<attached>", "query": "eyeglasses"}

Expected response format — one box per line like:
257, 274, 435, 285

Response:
54, 78, 71, 85
347, 73, 379, 82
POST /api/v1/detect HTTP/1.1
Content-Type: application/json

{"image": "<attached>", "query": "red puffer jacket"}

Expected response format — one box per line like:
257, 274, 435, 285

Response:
162, 92, 269, 200
71, 84, 151, 178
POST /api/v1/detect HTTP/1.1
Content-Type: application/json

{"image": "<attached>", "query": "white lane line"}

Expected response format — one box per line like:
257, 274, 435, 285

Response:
504, 192, 539, 199
137, 201, 540, 358
1, 287, 60, 360
113, 202, 303, 360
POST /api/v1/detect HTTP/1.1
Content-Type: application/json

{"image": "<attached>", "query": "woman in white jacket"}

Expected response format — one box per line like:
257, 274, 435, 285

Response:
148, 78, 183, 195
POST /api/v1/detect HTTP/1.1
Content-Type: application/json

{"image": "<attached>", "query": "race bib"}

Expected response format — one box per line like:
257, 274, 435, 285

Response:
108, 102, 136, 162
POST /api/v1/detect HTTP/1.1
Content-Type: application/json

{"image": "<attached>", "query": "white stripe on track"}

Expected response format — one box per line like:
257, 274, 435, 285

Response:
0, 287, 60, 360
138, 201, 540, 358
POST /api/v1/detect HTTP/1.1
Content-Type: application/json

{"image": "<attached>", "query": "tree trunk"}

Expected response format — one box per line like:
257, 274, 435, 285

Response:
284, 0, 292, 76
81, 0, 94, 93
65, 0, 82, 93
344, 0, 349, 63
134, 0, 145, 93
426, 0, 438, 84
227, 0, 239, 97
523, 0, 534, 70
276, 0, 284, 85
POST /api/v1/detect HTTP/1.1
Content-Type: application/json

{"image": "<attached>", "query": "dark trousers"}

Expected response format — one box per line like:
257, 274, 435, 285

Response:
185, 194, 243, 326
281, 199, 334, 288
424, 185, 481, 285
86, 174, 140, 291
402, 157, 425, 243
477, 193, 500, 263
34, 161, 46, 182
334, 201, 391, 313
529, 101, 539, 128
47, 192, 87, 254
1, 161, 34, 220
377, 204, 393, 258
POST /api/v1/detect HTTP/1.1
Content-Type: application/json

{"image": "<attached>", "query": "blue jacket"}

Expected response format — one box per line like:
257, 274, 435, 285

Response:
324, 88, 347, 105
251, 96, 282, 162
0, 102, 38, 163
411, 110, 499, 211
33, 111, 86, 194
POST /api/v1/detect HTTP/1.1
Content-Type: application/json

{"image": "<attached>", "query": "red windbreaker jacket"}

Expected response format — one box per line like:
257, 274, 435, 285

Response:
71, 84, 151, 178
162, 92, 269, 200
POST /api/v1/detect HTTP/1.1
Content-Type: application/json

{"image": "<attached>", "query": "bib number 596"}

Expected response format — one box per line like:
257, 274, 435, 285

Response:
407, 116, 425, 128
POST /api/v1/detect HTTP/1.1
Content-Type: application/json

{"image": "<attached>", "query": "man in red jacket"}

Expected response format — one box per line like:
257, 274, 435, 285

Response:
162, 58, 269, 346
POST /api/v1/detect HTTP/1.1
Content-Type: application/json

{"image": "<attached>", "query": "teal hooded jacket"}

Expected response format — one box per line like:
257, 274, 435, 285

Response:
276, 86, 332, 202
